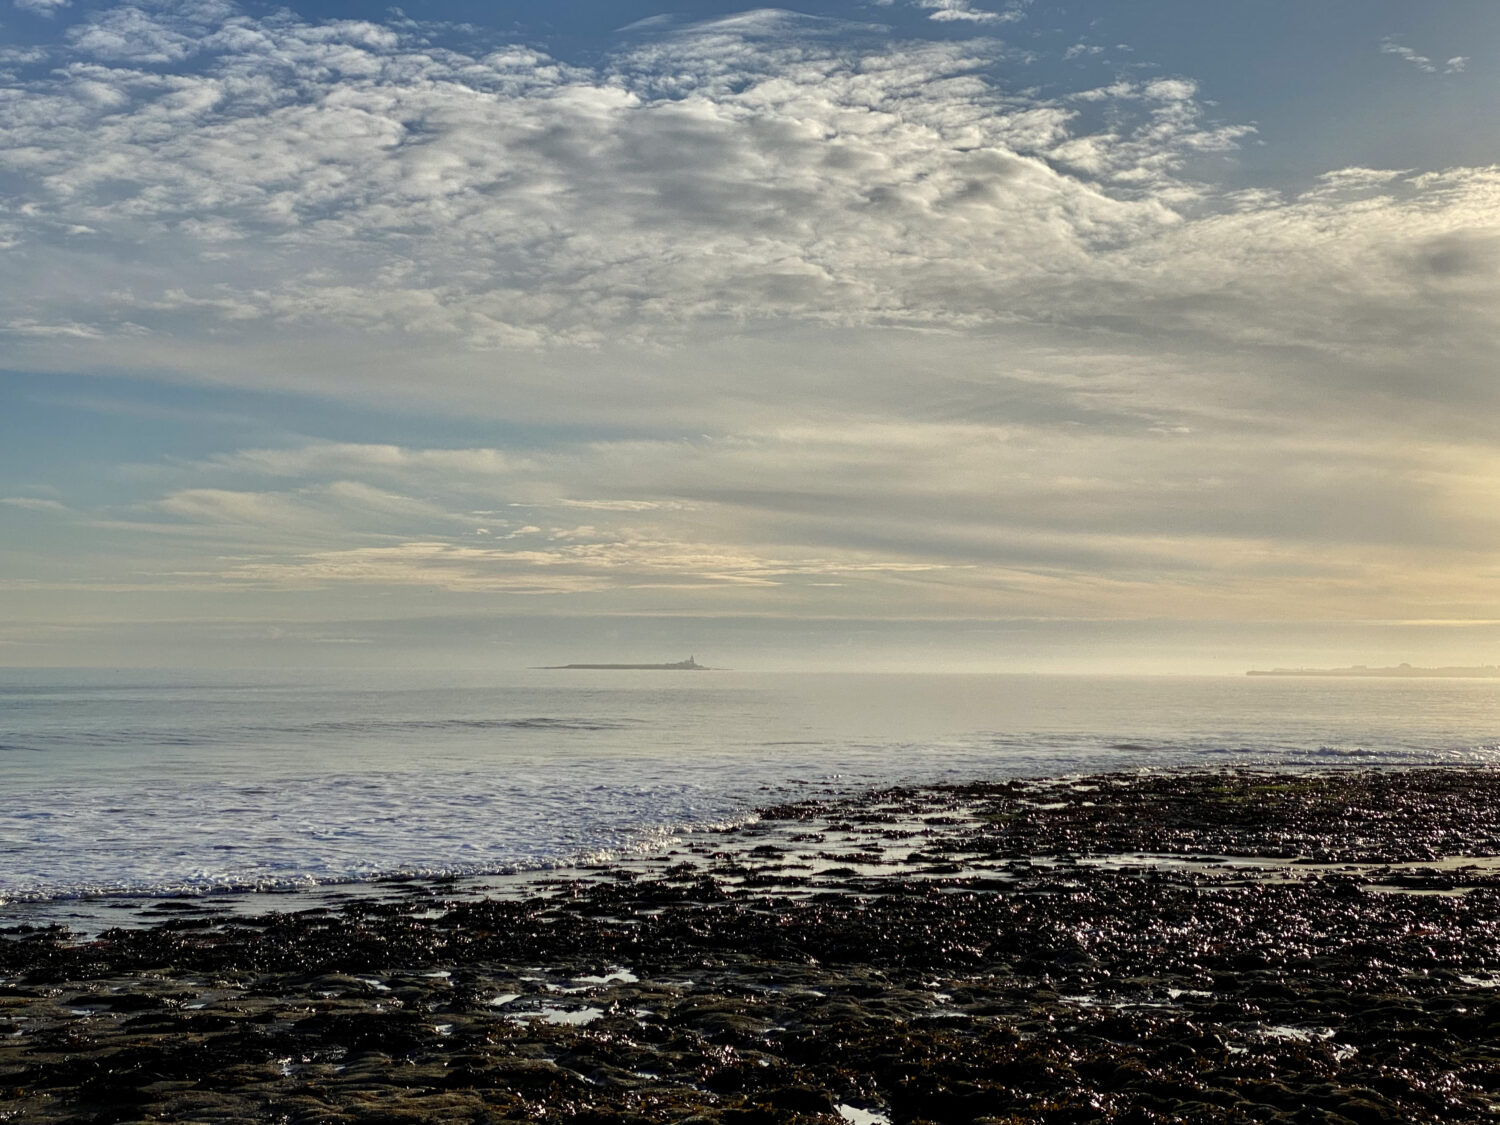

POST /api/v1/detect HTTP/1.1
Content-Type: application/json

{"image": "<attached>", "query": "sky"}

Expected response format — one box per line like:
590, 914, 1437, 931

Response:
1, 0, 1499, 672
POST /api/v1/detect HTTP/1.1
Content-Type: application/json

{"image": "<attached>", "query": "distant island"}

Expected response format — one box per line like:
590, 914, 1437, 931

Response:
539, 657, 711, 670
1248, 663, 1500, 679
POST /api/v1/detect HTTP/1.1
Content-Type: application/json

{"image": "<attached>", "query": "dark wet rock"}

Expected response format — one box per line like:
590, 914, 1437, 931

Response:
8, 768, 1500, 1122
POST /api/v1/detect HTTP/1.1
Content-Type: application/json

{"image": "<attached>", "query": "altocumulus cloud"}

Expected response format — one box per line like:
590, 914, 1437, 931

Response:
0, 0, 1492, 403
1, 1, 1241, 361
4, 0, 1500, 638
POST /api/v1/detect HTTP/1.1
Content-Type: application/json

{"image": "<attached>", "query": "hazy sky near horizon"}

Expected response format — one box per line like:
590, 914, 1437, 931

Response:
3, 0, 1500, 670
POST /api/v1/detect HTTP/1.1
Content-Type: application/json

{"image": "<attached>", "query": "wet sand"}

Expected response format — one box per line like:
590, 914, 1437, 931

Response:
6, 768, 1500, 1122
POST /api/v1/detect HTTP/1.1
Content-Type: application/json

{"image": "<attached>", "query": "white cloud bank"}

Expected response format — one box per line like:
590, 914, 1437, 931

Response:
0, 3, 1490, 414
0, 2, 1246, 363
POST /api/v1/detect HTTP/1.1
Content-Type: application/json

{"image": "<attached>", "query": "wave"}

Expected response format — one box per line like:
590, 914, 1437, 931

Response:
9, 672, 1500, 923
8, 715, 646, 750
0, 812, 758, 908
290, 716, 645, 734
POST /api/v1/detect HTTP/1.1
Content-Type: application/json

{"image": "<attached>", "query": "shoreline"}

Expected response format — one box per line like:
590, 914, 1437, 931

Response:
1, 758, 1471, 936
7, 767, 1500, 1122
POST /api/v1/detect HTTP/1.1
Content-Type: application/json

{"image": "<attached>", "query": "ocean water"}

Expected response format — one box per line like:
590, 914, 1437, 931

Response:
3, 668, 1499, 919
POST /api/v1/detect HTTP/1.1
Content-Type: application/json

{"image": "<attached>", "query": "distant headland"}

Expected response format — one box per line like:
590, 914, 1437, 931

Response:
1247, 663, 1500, 679
539, 657, 711, 671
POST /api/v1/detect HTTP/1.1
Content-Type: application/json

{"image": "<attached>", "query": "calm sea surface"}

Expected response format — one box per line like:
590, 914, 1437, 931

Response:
3, 668, 1499, 915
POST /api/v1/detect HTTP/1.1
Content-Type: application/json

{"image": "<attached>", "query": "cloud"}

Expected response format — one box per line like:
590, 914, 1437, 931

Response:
63, 414, 1500, 627
4, 319, 111, 339
5, 3, 1500, 636
204, 443, 531, 480
1, 496, 67, 511
0, 2, 1245, 365
557, 499, 694, 512
912, 0, 1024, 25
64, 1, 224, 62
1380, 37, 1467, 75
14, 0, 70, 14
184, 526, 958, 600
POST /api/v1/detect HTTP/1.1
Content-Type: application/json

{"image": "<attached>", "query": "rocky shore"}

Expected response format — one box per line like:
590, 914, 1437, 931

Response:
7, 768, 1500, 1123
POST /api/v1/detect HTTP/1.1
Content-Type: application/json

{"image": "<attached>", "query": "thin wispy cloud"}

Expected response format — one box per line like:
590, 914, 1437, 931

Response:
912, 0, 1025, 25
1380, 36, 1467, 75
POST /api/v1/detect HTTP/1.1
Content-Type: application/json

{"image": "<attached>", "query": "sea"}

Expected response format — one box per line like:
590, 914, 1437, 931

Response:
3, 667, 1499, 930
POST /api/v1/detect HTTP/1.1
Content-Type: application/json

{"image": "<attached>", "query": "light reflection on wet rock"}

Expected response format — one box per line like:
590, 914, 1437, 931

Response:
4, 768, 1500, 1121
